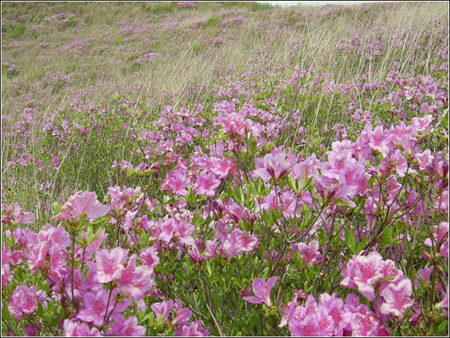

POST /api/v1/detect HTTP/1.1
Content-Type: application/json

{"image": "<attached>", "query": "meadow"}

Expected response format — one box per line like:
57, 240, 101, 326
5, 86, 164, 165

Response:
1, 1, 449, 336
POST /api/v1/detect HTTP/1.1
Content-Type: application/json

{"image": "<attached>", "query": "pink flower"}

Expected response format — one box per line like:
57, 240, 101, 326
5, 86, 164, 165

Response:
380, 277, 414, 320
367, 125, 392, 157
292, 240, 321, 265
424, 222, 449, 258
11, 202, 34, 224
289, 312, 321, 336
340, 252, 383, 301
437, 286, 449, 310
8, 285, 45, 320
151, 300, 175, 322
209, 157, 236, 179
253, 153, 290, 183
174, 320, 209, 336
106, 315, 146, 336
55, 191, 109, 222
194, 171, 221, 197
96, 247, 129, 283
162, 169, 190, 196
140, 246, 159, 269
223, 228, 259, 258
63, 319, 101, 336
77, 289, 131, 326
243, 276, 278, 306
173, 300, 193, 325
412, 114, 433, 133
117, 254, 154, 311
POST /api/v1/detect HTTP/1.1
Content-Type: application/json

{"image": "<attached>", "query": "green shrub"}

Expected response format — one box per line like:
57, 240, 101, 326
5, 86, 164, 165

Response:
148, 3, 174, 14
204, 16, 221, 27
250, 2, 278, 12
12, 23, 26, 38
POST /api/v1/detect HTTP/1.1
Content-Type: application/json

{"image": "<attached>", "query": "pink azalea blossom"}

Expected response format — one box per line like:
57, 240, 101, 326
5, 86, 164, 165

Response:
243, 276, 278, 306
194, 170, 221, 197
340, 252, 383, 301
292, 240, 321, 265
96, 247, 129, 283
63, 319, 101, 336
162, 169, 190, 196
253, 153, 290, 183
151, 300, 175, 322
209, 156, 236, 179
173, 300, 193, 325
367, 124, 392, 157
424, 222, 449, 258
223, 228, 259, 258
174, 319, 209, 336
8, 285, 45, 320
77, 289, 131, 326
140, 245, 160, 269
106, 315, 146, 336
380, 277, 414, 320
55, 191, 109, 222
117, 254, 154, 311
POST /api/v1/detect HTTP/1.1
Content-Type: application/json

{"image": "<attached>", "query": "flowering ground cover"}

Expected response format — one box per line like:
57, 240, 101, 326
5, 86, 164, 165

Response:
1, 1, 449, 336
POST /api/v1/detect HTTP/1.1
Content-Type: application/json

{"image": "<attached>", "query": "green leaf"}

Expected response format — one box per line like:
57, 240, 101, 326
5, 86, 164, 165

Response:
437, 320, 448, 333
345, 227, 356, 254
78, 212, 87, 227
382, 227, 393, 245
52, 202, 61, 215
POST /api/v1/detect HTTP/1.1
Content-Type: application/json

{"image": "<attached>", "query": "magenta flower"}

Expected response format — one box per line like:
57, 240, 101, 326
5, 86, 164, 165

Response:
63, 319, 101, 336
8, 285, 45, 320
380, 277, 414, 320
243, 276, 278, 306
253, 153, 290, 183
292, 240, 321, 265
367, 124, 392, 157
10, 202, 34, 224
209, 156, 236, 179
76, 289, 110, 326
173, 300, 193, 325
140, 246, 160, 269
194, 170, 221, 197
151, 300, 175, 322
162, 169, 190, 196
424, 222, 449, 258
106, 315, 146, 336
289, 313, 321, 336
174, 320, 209, 336
55, 191, 109, 222
77, 289, 131, 327
96, 247, 129, 283
117, 254, 154, 311
340, 252, 383, 301
223, 228, 259, 258
350, 310, 382, 336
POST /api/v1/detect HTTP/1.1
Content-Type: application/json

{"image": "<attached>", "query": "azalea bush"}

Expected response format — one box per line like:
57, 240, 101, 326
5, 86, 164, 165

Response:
1, 1, 449, 337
